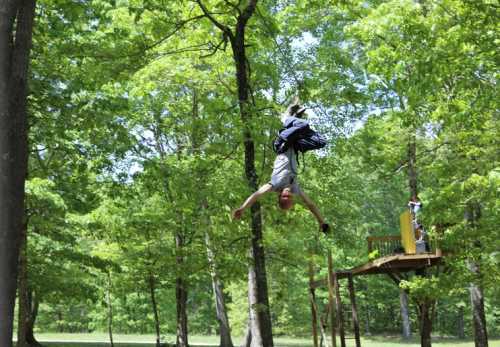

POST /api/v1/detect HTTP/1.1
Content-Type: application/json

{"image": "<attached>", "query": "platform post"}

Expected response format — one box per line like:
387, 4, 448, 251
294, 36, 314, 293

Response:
309, 260, 319, 347
348, 273, 361, 347
334, 272, 346, 347
327, 250, 337, 347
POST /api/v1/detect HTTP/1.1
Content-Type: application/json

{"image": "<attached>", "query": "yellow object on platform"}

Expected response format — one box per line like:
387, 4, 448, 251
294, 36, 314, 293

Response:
400, 210, 416, 254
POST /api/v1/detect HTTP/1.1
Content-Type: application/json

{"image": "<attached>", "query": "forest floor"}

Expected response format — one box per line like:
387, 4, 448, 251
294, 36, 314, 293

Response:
20, 333, 500, 347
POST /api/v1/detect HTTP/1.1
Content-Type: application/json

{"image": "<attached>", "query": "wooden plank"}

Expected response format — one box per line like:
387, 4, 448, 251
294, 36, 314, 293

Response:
312, 253, 444, 289
366, 235, 401, 242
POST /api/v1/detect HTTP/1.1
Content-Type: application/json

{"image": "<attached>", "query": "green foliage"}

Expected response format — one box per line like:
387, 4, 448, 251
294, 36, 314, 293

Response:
22, 0, 499, 340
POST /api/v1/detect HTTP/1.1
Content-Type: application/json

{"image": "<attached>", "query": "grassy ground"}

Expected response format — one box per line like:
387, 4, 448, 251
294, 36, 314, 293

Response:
23, 333, 500, 347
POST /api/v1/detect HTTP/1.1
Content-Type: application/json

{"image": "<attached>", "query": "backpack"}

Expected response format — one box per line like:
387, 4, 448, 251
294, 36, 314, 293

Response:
272, 116, 326, 154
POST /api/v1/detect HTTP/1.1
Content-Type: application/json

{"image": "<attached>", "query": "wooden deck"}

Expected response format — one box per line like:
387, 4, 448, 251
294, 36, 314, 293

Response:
312, 252, 443, 289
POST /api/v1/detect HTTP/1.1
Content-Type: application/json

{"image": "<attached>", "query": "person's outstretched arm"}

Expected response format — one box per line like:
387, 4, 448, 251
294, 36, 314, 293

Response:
298, 190, 329, 232
233, 183, 273, 219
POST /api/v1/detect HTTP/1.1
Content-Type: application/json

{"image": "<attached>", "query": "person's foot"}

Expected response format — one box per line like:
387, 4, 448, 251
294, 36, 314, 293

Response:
320, 223, 330, 235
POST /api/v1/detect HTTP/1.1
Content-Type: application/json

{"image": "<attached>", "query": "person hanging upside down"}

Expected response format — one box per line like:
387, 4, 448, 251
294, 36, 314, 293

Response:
232, 101, 330, 234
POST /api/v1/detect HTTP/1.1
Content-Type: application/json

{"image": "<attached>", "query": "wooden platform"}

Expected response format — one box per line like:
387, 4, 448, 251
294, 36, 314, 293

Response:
312, 252, 443, 289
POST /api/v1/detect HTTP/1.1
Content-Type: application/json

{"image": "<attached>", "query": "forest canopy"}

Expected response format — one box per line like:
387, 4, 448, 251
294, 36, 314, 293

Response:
0, 1, 498, 347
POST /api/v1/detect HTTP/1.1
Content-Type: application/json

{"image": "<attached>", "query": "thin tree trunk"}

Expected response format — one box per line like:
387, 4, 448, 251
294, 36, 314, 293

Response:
176, 234, 189, 347
107, 272, 115, 347
57, 311, 63, 332
457, 306, 465, 339
151, 109, 188, 347
148, 274, 161, 347
318, 304, 331, 347
26, 292, 39, 346
400, 289, 412, 339
205, 231, 234, 347
195, 2, 271, 345
365, 306, 371, 336
0, 1, 36, 346
191, 86, 233, 347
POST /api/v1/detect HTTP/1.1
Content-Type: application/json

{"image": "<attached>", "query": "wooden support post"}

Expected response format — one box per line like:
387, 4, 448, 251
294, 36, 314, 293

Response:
327, 251, 337, 347
348, 273, 361, 347
334, 272, 346, 347
309, 261, 319, 347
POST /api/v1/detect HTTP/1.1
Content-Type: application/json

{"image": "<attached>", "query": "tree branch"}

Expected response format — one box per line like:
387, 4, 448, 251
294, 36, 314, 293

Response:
144, 15, 207, 52
195, 0, 233, 38
152, 43, 213, 60
223, 0, 242, 16
200, 34, 229, 58
239, 0, 258, 25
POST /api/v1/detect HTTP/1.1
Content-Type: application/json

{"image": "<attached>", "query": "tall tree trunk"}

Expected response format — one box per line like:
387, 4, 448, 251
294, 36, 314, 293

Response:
176, 233, 189, 347
417, 300, 434, 347
205, 231, 234, 347
232, 4, 273, 347
148, 274, 162, 347
151, 109, 188, 347
0, 1, 36, 345
195, 2, 272, 345
400, 289, 412, 339
469, 263, 488, 347
107, 272, 115, 347
465, 204, 489, 347
191, 86, 234, 347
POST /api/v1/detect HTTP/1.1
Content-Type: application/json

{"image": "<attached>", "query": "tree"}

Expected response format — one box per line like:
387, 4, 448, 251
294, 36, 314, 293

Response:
0, 1, 36, 346
193, 1, 274, 346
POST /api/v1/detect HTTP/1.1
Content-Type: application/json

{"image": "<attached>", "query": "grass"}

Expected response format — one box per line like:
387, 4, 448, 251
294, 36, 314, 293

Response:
19, 333, 500, 347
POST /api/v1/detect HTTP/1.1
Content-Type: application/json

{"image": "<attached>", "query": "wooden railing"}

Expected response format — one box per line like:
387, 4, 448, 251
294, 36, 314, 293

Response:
367, 235, 403, 258
367, 234, 437, 258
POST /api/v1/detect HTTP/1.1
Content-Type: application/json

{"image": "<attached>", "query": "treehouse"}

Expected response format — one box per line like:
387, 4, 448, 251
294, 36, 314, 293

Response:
309, 210, 444, 347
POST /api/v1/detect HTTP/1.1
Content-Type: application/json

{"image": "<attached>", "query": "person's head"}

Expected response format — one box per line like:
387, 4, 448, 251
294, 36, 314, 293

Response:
410, 194, 420, 202
278, 187, 294, 210
290, 104, 307, 118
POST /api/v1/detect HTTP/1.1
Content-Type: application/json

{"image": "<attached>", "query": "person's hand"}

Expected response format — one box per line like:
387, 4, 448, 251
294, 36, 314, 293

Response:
233, 208, 244, 220
320, 223, 330, 235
